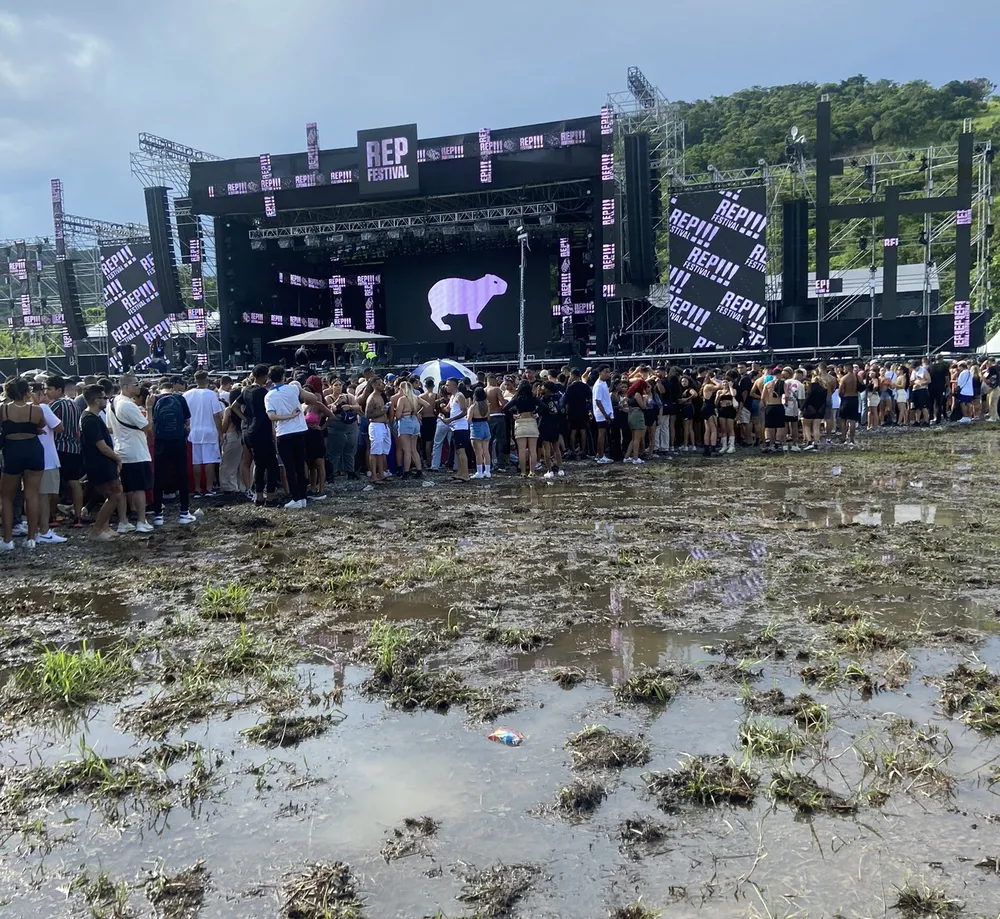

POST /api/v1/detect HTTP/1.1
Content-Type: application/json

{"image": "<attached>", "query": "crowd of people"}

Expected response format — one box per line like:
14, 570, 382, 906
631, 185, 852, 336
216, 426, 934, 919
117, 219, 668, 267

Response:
0, 354, 993, 551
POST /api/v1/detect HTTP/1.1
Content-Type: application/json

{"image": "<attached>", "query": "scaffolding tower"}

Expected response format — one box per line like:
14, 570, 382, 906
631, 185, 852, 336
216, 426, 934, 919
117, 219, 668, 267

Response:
130, 133, 225, 365
606, 66, 686, 353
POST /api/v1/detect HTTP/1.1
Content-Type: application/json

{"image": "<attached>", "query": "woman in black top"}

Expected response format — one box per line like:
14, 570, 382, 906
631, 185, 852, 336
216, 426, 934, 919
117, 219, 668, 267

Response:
801, 369, 828, 450
507, 380, 540, 477
1, 378, 46, 549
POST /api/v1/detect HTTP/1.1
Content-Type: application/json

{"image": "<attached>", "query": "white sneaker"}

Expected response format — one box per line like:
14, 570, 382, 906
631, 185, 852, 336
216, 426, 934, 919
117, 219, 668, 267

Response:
24, 539, 36, 550
284, 499, 301, 509
38, 531, 68, 544
135, 522, 154, 534
298, 499, 308, 509
0, 540, 14, 552
633, 457, 644, 465
484, 469, 492, 478
152, 515, 164, 527
117, 522, 136, 534
308, 492, 328, 500
543, 471, 555, 480
790, 445, 802, 453
623, 457, 634, 464
179, 512, 197, 525
557, 469, 565, 477
470, 472, 483, 480
11, 522, 28, 537
596, 456, 611, 464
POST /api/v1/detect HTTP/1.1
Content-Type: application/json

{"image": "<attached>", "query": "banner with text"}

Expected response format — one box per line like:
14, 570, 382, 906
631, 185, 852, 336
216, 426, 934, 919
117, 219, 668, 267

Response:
100, 239, 170, 366
667, 186, 768, 350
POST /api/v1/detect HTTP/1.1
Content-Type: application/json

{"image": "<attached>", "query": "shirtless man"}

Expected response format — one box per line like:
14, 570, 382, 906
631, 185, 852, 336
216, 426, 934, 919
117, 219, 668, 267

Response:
364, 378, 391, 484
485, 374, 508, 469
838, 363, 860, 447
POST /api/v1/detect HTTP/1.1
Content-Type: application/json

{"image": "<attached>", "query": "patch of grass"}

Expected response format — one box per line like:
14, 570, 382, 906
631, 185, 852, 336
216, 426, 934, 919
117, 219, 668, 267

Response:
379, 815, 439, 863
799, 649, 882, 696
738, 719, 805, 761
68, 868, 131, 919
806, 602, 865, 624
660, 557, 712, 588
642, 755, 760, 811
566, 725, 651, 771
617, 817, 669, 859
828, 616, 905, 653
706, 660, 765, 683
242, 713, 344, 748
614, 668, 679, 705
6, 640, 134, 710
144, 860, 208, 919
361, 618, 416, 681
458, 862, 541, 919
553, 779, 608, 817
858, 736, 954, 797
551, 667, 586, 688
742, 688, 830, 733
483, 623, 548, 653
892, 879, 963, 918
769, 772, 857, 816
933, 662, 1000, 735
322, 554, 380, 595
610, 900, 660, 919
200, 582, 254, 620
282, 862, 363, 919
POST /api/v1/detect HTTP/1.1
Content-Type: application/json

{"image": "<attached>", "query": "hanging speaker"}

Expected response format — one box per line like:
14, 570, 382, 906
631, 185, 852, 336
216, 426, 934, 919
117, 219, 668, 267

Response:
782, 199, 809, 309
144, 186, 184, 316
623, 133, 655, 288
55, 259, 87, 341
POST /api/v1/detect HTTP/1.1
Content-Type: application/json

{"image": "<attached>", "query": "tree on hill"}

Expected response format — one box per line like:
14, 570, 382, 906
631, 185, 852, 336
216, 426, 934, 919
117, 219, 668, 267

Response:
678, 75, 996, 172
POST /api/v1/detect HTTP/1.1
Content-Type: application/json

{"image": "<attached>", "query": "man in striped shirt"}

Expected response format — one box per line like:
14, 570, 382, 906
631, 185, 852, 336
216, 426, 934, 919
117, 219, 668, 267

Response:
46, 376, 85, 528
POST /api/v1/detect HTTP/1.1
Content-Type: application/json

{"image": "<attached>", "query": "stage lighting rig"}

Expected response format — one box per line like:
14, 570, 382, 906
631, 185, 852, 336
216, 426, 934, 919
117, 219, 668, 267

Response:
250, 240, 265, 251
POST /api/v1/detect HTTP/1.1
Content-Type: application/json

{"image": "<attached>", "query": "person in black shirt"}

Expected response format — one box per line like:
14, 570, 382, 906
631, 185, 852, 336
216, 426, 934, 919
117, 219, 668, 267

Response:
928, 358, 949, 424
982, 358, 999, 422
563, 369, 591, 458
735, 363, 754, 446
79, 384, 123, 541
235, 364, 279, 505
507, 380, 540, 477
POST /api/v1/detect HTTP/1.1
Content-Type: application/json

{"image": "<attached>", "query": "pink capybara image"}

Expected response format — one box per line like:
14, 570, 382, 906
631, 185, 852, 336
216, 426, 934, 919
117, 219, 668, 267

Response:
427, 274, 508, 331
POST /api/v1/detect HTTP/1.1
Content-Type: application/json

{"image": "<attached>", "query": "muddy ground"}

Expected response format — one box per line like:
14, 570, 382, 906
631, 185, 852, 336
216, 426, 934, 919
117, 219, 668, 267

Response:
1, 427, 1000, 918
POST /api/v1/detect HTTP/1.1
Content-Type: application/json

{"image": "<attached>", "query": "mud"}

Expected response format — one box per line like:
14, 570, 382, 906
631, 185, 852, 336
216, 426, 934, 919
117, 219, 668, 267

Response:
2, 426, 1000, 917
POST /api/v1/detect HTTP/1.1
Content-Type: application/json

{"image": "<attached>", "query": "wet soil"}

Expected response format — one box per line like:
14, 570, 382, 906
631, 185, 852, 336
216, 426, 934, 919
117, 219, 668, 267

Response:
2, 427, 1000, 917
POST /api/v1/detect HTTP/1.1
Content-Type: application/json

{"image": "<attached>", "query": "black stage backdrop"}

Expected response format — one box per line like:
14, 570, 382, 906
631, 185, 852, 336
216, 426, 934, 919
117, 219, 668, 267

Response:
383, 248, 551, 355
100, 240, 170, 364
667, 187, 768, 350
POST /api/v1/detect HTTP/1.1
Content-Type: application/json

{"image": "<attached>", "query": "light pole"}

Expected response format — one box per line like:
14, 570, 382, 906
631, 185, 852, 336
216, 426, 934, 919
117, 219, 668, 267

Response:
517, 227, 528, 370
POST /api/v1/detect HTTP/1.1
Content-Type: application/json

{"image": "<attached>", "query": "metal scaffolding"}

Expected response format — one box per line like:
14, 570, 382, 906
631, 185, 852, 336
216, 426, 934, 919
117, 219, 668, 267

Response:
130, 132, 225, 365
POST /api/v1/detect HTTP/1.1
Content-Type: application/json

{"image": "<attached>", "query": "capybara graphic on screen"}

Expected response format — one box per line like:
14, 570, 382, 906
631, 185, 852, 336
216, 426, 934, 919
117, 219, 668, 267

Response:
427, 274, 508, 331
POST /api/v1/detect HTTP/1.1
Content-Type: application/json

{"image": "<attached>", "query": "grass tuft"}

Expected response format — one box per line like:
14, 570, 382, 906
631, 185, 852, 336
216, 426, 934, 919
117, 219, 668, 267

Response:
200, 582, 255, 619
769, 772, 857, 815
892, 879, 963, 918
614, 669, 679, 705
242, 713, 345, 748
566, 725, 651, 771
282, 862, 363, 919
9, 640, 134, 709
458, 862, 541, 918
643, 755, 759, 810
738, 719, 805, 761
553, 779, 608, 817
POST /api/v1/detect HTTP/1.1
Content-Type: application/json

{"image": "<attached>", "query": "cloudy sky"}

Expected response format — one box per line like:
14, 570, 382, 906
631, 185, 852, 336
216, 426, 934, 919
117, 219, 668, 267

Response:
1, 0, 995, 239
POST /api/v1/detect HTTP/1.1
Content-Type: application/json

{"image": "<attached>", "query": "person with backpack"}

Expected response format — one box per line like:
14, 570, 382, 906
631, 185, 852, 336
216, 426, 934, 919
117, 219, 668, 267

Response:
147, 377, 195, 526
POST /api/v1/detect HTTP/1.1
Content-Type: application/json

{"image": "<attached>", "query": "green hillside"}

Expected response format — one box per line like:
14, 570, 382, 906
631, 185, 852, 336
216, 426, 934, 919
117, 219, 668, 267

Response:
675, 75, 999, 324
679, 75, 996, 172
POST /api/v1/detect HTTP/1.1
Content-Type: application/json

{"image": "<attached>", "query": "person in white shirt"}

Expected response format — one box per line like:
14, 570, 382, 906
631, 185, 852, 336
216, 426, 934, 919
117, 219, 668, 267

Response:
956, 361, 975, 423
591, 365, 614, 464
184, 370, 224, 495
264, 365, 310, 509
28, 383, 67, 545
108, 374, 153, 532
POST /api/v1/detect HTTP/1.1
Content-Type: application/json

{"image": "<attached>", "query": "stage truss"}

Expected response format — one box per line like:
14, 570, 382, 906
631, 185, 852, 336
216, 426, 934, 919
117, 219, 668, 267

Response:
130, 133, 225, 365
615, 129, 993, 354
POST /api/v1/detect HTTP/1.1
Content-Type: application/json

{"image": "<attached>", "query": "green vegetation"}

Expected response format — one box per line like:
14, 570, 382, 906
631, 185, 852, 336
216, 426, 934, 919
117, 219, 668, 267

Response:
680, 76, 995, 174
281, 862, 363, 919
738, 719, 805, 761
482, 623, 548, 653
200, 583, 255, 620
892, 879, 964, 918
566, 725, 651, 772
9, 640, 134, 708
935, 662, 1000, 735
613, 669, 678, 705
610, 900, 661, 919
769, 772, 857, 816
643, 756, 760, 810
